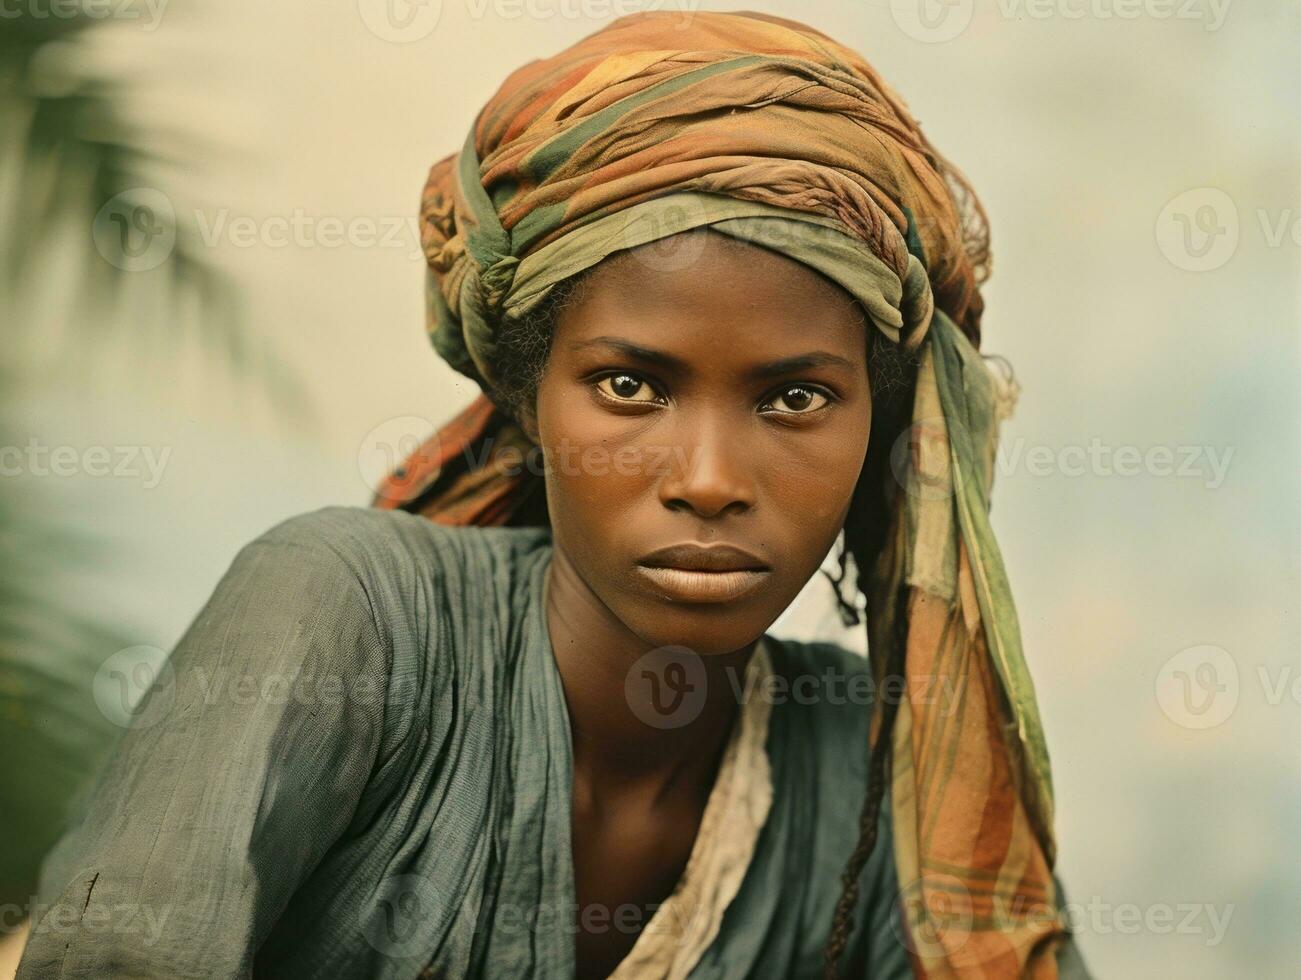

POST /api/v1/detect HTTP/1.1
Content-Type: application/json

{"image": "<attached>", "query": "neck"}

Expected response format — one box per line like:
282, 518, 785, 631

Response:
543, 545, 757, 805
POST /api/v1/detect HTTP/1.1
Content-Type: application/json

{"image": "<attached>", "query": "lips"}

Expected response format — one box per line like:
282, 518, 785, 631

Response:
636, 542, 770, 573
634, 542, 771, 603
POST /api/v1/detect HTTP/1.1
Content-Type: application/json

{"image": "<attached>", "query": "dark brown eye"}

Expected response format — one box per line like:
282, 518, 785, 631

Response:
596, 373, 659, 403
763, 385, 829, 415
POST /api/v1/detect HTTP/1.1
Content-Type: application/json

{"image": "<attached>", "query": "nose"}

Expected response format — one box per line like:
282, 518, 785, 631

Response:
656, 411, 757, 519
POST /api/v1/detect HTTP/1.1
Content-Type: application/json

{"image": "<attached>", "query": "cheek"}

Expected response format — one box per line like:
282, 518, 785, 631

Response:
765, 415, 872, 530
535, 386, 653, 528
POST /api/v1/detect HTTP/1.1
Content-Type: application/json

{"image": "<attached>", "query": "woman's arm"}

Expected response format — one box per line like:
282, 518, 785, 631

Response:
16, 511, 392, 979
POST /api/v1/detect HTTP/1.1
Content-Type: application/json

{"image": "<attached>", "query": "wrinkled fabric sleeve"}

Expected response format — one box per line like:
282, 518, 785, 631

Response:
15, 512, 393, 979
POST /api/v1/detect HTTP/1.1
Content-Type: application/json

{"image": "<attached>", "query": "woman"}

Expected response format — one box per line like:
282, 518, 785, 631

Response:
17, 11, 1088, 979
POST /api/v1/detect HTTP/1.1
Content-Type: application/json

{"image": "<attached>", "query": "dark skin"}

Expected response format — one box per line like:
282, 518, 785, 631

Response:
517, 230, 873, 979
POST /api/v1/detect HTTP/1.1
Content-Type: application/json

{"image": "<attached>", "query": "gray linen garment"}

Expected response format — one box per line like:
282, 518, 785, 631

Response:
16, 506, 1084, 978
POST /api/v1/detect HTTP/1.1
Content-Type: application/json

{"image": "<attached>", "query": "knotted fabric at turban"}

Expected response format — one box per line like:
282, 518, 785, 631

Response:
372, 11, 1063, 977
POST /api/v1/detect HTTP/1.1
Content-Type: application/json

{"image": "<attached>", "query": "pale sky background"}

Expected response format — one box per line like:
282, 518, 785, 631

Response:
6, 0, 1299, 975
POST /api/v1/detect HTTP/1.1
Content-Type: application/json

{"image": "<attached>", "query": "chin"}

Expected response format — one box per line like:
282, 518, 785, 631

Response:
634, 624, 767, 658
616, 589, 782, 657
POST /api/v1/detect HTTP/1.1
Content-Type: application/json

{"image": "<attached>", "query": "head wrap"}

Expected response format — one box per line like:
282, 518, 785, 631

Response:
373, 11, 1063, 976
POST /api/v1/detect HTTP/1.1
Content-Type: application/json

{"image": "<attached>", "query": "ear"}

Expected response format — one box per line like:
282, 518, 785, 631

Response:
516, 404, 541, 445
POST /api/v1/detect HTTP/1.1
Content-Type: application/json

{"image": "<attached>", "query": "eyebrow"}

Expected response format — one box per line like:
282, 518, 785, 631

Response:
569, 336, 857, 380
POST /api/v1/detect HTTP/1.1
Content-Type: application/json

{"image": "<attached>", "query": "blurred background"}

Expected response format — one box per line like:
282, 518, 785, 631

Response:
1, 0, 1296, 976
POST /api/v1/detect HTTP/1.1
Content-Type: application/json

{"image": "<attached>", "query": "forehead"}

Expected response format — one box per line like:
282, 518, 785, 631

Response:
555, 230, 868, 362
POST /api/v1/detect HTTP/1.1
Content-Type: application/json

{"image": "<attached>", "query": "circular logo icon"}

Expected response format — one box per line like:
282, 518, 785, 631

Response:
358, 415, 439, 502
1155, 187, 1239, 272
891, 0, 975, 44
357, 0, 442, 43
1155, 644, 1239, 730
894, 873, 973, 959
617, 195, 711, 274
890, 416, 964, 502
93, 645, 175, 729
92, 188, 176, 272
625, 645, 708, 729
362, 873, 440, 959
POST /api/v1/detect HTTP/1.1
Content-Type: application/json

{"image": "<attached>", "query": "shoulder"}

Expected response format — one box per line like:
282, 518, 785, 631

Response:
235, 506, 552, 644
245, 506, 551, 588
763, 633, 874, 710
210, 508, 553, 751
761, 633, 875, 770
764, 633, 871, 680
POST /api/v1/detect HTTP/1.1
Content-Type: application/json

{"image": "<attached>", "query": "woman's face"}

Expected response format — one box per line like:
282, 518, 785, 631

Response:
528, 230, 872, 656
